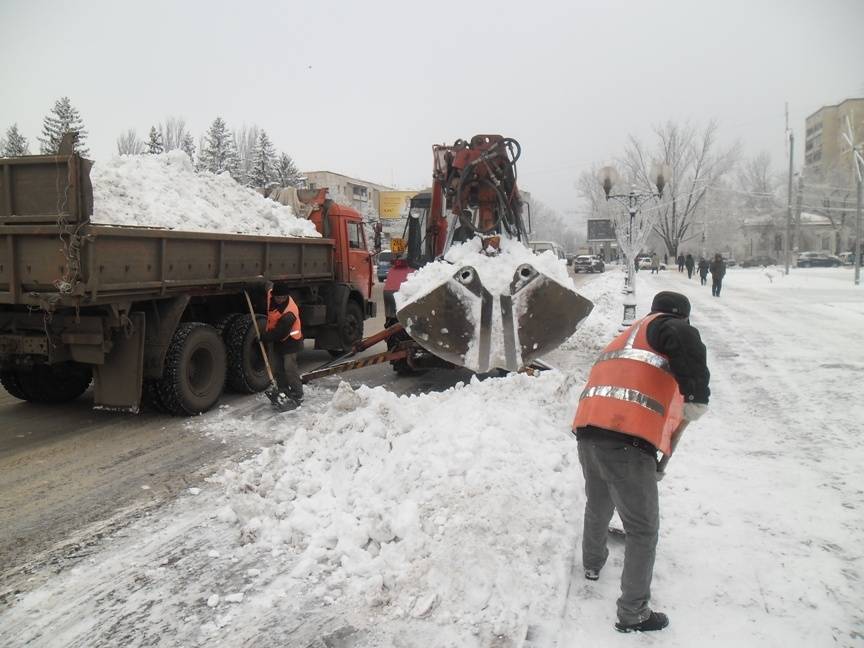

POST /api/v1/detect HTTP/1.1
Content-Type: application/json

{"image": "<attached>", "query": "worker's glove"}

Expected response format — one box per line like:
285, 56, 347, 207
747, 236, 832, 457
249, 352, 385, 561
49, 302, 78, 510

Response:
683, 402, 708, 422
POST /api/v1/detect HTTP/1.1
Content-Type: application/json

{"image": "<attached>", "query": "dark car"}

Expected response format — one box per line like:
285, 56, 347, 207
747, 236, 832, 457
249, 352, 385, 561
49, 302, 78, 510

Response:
796, 251, 842, 268
573, 254, 605, 273
376, 250, 392, 282
741, 255, 777, 268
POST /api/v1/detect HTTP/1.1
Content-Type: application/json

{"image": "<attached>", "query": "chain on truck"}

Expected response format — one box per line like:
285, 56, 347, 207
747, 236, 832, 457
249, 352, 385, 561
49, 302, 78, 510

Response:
0, 135, 375, 415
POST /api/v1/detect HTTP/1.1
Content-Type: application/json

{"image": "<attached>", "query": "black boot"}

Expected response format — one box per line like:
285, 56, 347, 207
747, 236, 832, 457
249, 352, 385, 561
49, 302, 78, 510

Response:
615, 611, 669, 633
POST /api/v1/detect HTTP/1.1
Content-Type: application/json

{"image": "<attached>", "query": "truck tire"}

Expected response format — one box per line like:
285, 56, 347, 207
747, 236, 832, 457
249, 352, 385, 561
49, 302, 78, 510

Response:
340, 300, 364, 350
142, 379, 170, 413
214, 313, 243, 339
13, 362, 92, 403
224, 314, 270, 394
0, 371, 30, 400
156, 323, 226, 416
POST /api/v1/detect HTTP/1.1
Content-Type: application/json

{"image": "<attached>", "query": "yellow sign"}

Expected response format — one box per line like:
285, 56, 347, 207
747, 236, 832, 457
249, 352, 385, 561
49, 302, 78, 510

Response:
379, 191, 418, 219
390, 237, 407, 254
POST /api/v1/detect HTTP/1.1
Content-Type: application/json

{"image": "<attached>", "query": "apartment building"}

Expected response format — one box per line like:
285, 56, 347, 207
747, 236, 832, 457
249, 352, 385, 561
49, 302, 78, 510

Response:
302, 170, 394, 218
804, 97, 864, 181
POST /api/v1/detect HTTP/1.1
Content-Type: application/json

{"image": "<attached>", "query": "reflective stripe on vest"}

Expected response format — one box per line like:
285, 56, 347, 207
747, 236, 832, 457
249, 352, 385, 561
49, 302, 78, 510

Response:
572, 313, 683, 455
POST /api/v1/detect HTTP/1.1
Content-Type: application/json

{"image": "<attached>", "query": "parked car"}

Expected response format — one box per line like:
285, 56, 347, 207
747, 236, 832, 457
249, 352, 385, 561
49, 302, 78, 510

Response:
796, 251, 842, 268
637, 257, 666, 270
723, 255, 738, 267
838, 252, 857, 266
376, 250, 393, 282
741, 255, 777, 268
529, 240, 566, 261
573, 254, 605, 273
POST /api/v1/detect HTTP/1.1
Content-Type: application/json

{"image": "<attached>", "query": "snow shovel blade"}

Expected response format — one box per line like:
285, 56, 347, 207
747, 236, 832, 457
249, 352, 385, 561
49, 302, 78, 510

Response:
396, 265, 492, 371
505, 263, 594, 368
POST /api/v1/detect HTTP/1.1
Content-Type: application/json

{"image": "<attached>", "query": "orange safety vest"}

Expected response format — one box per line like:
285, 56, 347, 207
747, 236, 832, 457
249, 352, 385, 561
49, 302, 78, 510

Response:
572, 313, 683, 455
266, 290, 303, 342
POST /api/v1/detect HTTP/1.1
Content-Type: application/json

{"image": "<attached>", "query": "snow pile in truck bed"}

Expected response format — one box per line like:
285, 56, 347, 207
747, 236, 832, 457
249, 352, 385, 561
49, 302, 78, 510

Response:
394, 236, 573, 309
90, 151, 320, 238
218, 370, 585, 638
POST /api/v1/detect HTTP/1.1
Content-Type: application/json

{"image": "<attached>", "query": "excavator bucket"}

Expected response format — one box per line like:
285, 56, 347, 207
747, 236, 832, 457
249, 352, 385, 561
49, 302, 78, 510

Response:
397, 264, 593, 373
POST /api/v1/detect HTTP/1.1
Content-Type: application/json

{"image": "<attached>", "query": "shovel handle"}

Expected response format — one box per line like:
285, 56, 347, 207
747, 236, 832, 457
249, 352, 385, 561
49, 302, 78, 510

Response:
244, 290, 277, 387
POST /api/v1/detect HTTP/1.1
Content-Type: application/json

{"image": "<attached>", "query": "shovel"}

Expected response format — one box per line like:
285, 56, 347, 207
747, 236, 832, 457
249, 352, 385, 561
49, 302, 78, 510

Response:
243, 290, 293, 409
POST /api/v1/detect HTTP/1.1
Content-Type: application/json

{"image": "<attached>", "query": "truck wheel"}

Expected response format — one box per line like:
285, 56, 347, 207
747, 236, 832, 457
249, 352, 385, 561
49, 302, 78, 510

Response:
14, 362, 92, 403
224, 314, 270, 394
214, 313, 243, 340
156, 323, 226, 416
141, 379, 170, 413
340, 300, 364, 350
0, 371, 30, 400
385, 317, 417, 375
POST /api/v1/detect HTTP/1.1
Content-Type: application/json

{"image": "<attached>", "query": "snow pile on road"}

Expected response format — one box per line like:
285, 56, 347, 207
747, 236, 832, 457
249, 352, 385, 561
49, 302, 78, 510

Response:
219, 371, 585, 637
394, 237, 573, 308
90, 151, 320, 237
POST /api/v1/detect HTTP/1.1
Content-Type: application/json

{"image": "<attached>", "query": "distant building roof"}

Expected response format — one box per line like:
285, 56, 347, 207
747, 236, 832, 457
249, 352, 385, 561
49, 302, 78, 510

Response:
806, 97, 864, 121
302, 170, 394, 192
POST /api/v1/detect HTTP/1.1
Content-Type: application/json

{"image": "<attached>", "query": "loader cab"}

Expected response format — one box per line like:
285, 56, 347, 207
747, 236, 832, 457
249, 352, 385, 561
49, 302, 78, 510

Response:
405, 192, 433, 269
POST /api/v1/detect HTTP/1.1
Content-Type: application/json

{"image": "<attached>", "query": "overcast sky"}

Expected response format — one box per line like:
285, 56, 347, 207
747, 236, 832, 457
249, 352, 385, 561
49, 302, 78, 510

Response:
1, 0, 861, 213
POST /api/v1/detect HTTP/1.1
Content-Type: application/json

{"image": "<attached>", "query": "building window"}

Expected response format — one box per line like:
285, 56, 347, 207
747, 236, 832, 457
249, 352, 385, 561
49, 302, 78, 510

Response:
351, 185, 368, 202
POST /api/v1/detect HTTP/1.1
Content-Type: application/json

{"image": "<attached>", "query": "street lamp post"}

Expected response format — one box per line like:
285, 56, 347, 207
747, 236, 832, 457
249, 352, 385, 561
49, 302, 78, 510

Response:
598, 163, 670, 327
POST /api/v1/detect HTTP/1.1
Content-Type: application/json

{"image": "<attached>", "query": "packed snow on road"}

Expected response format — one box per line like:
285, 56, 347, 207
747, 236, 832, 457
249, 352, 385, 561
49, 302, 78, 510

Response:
1, 265, 862, 647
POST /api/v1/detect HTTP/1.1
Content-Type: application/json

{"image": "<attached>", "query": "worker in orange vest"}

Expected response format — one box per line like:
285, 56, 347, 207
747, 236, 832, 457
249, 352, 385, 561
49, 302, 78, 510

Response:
572, 291, 710, 633
261, 285, 304, 410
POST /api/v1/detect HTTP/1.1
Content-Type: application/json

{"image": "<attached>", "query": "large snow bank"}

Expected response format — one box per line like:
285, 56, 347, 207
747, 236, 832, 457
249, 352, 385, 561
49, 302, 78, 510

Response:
90, 151, 320, 238
218, 372, 585, 637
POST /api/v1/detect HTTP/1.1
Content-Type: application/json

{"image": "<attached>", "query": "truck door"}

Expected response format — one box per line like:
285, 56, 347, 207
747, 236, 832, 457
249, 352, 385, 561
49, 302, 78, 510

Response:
346, 220, 372, 300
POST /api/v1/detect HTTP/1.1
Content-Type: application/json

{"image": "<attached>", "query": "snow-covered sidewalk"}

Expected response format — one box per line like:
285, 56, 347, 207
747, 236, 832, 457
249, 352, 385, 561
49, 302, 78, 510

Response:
1, 265, 862, 647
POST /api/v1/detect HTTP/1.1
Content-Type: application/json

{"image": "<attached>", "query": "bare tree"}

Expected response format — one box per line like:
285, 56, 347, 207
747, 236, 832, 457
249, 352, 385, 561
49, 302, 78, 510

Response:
233, 124, 261, 185
160, 117, 189, 151
622, 120, 738, 257
116, 129, 144, 155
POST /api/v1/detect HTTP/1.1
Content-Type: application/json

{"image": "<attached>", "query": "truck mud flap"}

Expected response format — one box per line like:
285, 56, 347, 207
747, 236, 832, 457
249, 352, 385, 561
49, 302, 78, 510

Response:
93, 312, 145, 413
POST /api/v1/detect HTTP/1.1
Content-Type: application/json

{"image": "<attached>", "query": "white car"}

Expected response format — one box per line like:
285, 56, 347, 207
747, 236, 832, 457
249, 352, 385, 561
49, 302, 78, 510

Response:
638, 257, 666, 270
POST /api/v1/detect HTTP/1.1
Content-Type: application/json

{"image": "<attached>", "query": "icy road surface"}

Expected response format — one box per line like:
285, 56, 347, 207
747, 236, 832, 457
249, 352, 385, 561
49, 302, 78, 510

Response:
1, 266, 862, 647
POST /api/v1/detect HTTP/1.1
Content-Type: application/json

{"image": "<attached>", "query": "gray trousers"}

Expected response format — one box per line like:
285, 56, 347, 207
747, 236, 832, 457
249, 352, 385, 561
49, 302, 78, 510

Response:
266, 343, 303, 398
577, 437, 659, 625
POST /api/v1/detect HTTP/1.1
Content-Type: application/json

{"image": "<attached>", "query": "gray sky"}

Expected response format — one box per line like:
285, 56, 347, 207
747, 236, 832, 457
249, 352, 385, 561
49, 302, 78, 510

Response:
1, 0, 862, 213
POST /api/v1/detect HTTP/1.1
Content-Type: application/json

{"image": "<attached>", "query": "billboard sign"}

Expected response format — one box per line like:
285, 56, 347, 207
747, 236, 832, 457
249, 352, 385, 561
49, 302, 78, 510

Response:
379, 191, 418, 219
587, 218, 616, 242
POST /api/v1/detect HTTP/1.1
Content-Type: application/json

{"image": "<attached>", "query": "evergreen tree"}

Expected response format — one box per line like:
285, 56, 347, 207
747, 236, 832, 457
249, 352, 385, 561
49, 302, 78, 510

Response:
198, 117, 239, 178
275, 152, 302, 187
38, 96, 89, 155
248, 130, 278, 188
180, 132, 196, 163
146, 126, 164, 154
2, 124, 30, 156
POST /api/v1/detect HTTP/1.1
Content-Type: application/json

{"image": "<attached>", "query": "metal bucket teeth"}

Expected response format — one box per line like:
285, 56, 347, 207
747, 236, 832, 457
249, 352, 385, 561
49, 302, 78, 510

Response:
397, 263, 594, 373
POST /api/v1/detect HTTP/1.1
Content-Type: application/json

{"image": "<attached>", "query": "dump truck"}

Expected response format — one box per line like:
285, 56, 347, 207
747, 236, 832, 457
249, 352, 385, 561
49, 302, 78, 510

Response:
0, 148, 374, 415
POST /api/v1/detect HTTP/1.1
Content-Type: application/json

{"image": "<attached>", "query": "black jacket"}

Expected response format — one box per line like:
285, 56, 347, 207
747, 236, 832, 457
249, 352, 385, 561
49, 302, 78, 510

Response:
709, 259, 726, 278
645, 314, 710, 404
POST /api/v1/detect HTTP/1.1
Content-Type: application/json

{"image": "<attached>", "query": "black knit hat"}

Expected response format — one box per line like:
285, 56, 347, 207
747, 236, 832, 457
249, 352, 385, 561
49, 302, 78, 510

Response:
651, 291, 691, 317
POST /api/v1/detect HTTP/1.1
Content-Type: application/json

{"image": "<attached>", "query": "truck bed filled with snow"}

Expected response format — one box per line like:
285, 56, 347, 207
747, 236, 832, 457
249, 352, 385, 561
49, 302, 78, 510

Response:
89, 151, 320, 238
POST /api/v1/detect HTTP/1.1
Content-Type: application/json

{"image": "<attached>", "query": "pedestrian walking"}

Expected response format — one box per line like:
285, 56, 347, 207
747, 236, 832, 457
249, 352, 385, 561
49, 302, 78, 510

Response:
698, 257, 709, 286
709, 253, 726, 297
676, 254, 685, 272
261, 285, 305, 409
685, 254, 695, 279
650, 253, 659, 274
572, 291, 710, 633
663, 253, 668, 266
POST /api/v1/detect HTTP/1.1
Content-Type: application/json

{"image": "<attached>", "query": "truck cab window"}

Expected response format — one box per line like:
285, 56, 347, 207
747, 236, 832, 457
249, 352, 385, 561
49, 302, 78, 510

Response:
348, 222, 363, 249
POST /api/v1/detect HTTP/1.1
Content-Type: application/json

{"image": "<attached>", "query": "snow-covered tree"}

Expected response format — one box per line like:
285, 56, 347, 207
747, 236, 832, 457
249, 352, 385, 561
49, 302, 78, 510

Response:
2, 124, 30, 156
146, 126, 164, 154
275, 152, 302, 187
39, 96, 89, 155
180, 132, 196, 163
198, 117, 239, 178
116, 129, 144, 155
248, 130, 278, 188
233, 124, 260, 185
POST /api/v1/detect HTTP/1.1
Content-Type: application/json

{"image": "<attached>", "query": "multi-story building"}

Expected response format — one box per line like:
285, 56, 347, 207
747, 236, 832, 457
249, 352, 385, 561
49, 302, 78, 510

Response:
804, 97, 864, 181
302, 170, 395, 218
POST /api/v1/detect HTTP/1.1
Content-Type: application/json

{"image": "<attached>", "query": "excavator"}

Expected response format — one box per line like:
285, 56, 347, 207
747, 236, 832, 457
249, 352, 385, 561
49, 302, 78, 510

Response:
301, 134, 593, 382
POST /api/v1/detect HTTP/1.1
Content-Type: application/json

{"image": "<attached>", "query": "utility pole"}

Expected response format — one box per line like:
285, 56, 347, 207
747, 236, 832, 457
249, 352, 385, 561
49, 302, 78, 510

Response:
855, 163, 862, 286
794, 174, 803, 253
785, 130, 794, 275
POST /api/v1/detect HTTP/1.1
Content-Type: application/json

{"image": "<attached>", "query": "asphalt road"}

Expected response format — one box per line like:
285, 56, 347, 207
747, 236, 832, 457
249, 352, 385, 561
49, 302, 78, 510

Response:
0, 269, 592, 602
